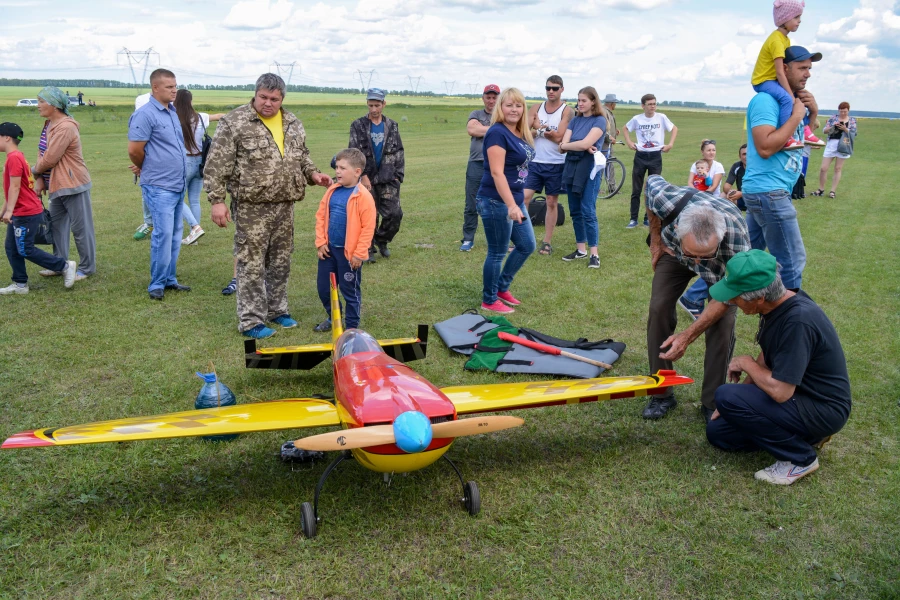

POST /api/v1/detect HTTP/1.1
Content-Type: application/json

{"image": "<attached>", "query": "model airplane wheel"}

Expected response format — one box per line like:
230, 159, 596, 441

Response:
300, 502, 317, 539
463, 481, 480, 516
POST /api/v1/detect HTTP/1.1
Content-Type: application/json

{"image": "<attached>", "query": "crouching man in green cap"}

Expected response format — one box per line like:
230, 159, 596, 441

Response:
706, 250, 851, 485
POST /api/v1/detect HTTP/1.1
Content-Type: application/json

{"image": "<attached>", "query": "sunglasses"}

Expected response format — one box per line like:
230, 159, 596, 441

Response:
545, 86, 561, 91
701, 139, 716, 147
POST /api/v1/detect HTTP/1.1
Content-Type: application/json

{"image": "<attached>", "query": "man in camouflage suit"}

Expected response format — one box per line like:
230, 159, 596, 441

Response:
348, 88, 405, 261
204, 73, 332, 338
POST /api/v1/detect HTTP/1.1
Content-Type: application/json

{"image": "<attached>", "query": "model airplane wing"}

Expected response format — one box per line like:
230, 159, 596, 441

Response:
443, 370, 693, 415
2, 398, 340, 449
244, 324, 428, 370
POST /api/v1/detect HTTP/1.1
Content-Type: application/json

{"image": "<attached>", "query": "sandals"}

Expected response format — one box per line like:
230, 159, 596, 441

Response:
538, 242, 552, 255
810, 189, 825, 197
828, 191, 836, 199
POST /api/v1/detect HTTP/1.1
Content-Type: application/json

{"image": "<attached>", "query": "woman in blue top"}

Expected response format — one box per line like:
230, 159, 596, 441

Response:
558, 87, 606, 268
476, 87, 536, 314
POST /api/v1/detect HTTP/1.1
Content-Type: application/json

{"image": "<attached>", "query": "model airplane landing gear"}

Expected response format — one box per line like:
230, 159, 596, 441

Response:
300, 450, 352, 539
442, 455, 480, 516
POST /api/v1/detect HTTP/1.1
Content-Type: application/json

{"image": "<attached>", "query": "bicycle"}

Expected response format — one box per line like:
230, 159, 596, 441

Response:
597, 141, 626, 200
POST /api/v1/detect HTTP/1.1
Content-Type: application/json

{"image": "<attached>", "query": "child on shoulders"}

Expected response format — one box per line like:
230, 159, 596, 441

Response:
313, 148, 376, 333
751, 0, 824, 151
0, 122, 76, 295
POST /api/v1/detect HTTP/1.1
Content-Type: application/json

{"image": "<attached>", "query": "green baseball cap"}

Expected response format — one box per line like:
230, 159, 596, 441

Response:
709, 250, 777, 302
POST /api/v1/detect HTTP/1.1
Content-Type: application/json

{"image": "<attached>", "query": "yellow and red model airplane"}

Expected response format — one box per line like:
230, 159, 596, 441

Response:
2, 274, 693, 538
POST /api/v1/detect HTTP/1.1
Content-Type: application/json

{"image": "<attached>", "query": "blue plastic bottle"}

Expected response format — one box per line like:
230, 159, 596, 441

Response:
195, 372, 238, 442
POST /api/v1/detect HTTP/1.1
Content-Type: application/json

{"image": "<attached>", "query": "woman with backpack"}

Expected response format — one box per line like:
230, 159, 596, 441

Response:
173, 89, 224, 245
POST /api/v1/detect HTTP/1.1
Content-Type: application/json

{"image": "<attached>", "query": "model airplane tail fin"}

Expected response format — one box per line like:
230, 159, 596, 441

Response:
330, 272, 344, 341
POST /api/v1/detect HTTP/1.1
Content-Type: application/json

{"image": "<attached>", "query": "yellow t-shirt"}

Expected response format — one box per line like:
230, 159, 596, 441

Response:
752, 30, 791, 86
259, 111, 285, 157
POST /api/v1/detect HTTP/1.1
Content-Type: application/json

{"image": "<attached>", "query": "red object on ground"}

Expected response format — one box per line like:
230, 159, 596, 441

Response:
496, 332, 613, 370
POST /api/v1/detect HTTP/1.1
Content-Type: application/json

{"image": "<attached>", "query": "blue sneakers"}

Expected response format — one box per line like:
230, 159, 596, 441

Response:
270, 314, 298, 328
242, 324, 276, 339
459, 240, 474, 252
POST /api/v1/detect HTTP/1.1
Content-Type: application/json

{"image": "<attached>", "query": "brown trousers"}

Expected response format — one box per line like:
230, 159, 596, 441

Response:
647, 254, 737, 409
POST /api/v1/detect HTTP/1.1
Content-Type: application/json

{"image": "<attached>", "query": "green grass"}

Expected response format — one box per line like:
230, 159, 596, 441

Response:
0, 101, 897, 599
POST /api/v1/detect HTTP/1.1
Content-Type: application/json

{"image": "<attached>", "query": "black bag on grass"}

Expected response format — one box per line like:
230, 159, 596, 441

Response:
528, 196, 565, 227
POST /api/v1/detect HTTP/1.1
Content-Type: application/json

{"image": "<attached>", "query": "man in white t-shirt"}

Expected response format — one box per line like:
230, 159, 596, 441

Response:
523, 75, 573, 255
623, 94, 678, 228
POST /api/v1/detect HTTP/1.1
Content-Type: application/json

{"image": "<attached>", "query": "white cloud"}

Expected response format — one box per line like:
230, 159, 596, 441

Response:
626, 34, 653, 51
223, 0, 293, 30
737, 23, 766, 37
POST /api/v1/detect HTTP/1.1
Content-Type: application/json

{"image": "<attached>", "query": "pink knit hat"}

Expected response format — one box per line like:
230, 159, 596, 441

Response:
774, 0, 805, 27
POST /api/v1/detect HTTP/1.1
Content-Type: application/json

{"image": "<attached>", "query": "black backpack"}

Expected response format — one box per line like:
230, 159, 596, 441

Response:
528, 195, 566, 226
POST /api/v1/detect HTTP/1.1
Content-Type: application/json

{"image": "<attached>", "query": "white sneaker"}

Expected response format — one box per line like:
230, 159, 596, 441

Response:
0, 283, 29, 295
39, 269, 62, 277
63, 260, 77, 288
754, 458, 819, 485
182, 226, 205, 245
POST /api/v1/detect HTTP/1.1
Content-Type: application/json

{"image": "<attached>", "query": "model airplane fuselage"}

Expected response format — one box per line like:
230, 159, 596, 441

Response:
331, 332, 456, 473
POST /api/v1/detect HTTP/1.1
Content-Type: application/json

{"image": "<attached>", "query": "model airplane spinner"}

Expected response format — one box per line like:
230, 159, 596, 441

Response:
2, 274, 693, 538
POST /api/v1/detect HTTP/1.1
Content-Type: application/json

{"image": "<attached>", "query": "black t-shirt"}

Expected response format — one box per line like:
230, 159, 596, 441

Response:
726, 160, 746, 210
758, 291, 851, 438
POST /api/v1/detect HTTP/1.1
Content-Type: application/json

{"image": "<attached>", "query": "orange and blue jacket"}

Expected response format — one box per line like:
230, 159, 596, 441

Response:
314, 183, 376, 262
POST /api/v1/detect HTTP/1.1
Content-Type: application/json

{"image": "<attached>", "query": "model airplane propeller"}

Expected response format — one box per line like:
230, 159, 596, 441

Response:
2, 274, 693, 538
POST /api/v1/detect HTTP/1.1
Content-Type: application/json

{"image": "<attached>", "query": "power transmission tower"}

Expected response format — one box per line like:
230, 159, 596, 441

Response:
270, 61, 298, 87
442, 80, 456, 96
407, 75, 423, 93
116, 48, 160, 88
356, 69, 376, 92
467, 82, 479, 94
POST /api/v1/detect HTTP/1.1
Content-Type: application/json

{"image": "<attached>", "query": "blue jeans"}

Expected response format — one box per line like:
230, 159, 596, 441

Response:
476, 195, 535, 304
742, 189, 806, 289
707, 383, 818, 467
317, 244, 363, 329
5, 215, 68, 284
682, 278, 708, 306
143, 184, 185, 292
141, 186, 152, 226
567, 171, 602, 247
753, 80, 794, 128
182, 155, 203, 228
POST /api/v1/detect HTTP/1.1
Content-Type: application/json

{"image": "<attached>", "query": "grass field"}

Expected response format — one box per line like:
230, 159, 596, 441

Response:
0, 97, 897, 599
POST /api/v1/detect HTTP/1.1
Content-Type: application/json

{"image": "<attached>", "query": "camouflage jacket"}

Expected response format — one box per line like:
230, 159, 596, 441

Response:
204, 103, 319, 204
348, 115, 405, 186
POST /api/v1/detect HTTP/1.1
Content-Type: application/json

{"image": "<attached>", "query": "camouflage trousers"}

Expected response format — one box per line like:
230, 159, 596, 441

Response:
232, 200, 294, 332
372, 183, 403, 244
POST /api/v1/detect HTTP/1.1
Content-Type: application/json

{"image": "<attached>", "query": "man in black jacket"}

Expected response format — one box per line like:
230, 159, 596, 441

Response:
348, 88, 405, 260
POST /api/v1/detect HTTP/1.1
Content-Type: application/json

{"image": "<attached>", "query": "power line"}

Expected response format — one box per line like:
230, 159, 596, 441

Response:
407, 75, 423, 93
355, 69, 375, 92
467, 82, 479, 94
116, 48, 160, 87
270, 61, 298, 87
442, 80, 456, 95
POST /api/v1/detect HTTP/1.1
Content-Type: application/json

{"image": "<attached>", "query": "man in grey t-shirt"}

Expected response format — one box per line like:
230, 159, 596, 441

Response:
459, 84, 498, 251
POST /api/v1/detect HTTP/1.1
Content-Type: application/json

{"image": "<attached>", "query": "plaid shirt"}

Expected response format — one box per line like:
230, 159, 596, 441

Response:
646, 175, 750, 286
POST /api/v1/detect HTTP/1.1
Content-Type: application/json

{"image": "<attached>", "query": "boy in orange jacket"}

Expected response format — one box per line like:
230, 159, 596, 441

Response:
314, 148, 376, 332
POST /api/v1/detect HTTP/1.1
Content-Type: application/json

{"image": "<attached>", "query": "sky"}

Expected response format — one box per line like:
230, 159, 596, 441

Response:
1, 0, 898, 111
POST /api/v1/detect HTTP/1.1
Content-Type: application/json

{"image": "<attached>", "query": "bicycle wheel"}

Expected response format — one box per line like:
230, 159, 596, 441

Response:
597, 158, 626, 199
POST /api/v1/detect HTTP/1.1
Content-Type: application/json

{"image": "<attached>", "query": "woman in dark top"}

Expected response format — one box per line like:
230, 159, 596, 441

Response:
811, 101, 857, 199
558, 87, 606, 268
476, 87, 536, 314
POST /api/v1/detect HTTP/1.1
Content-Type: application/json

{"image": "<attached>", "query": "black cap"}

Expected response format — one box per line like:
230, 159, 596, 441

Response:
784, 45, 823, 64
0, 122, 24, 142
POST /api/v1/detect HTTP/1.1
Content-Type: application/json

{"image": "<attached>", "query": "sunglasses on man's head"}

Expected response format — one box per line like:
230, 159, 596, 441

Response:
545, 86, 561, 91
